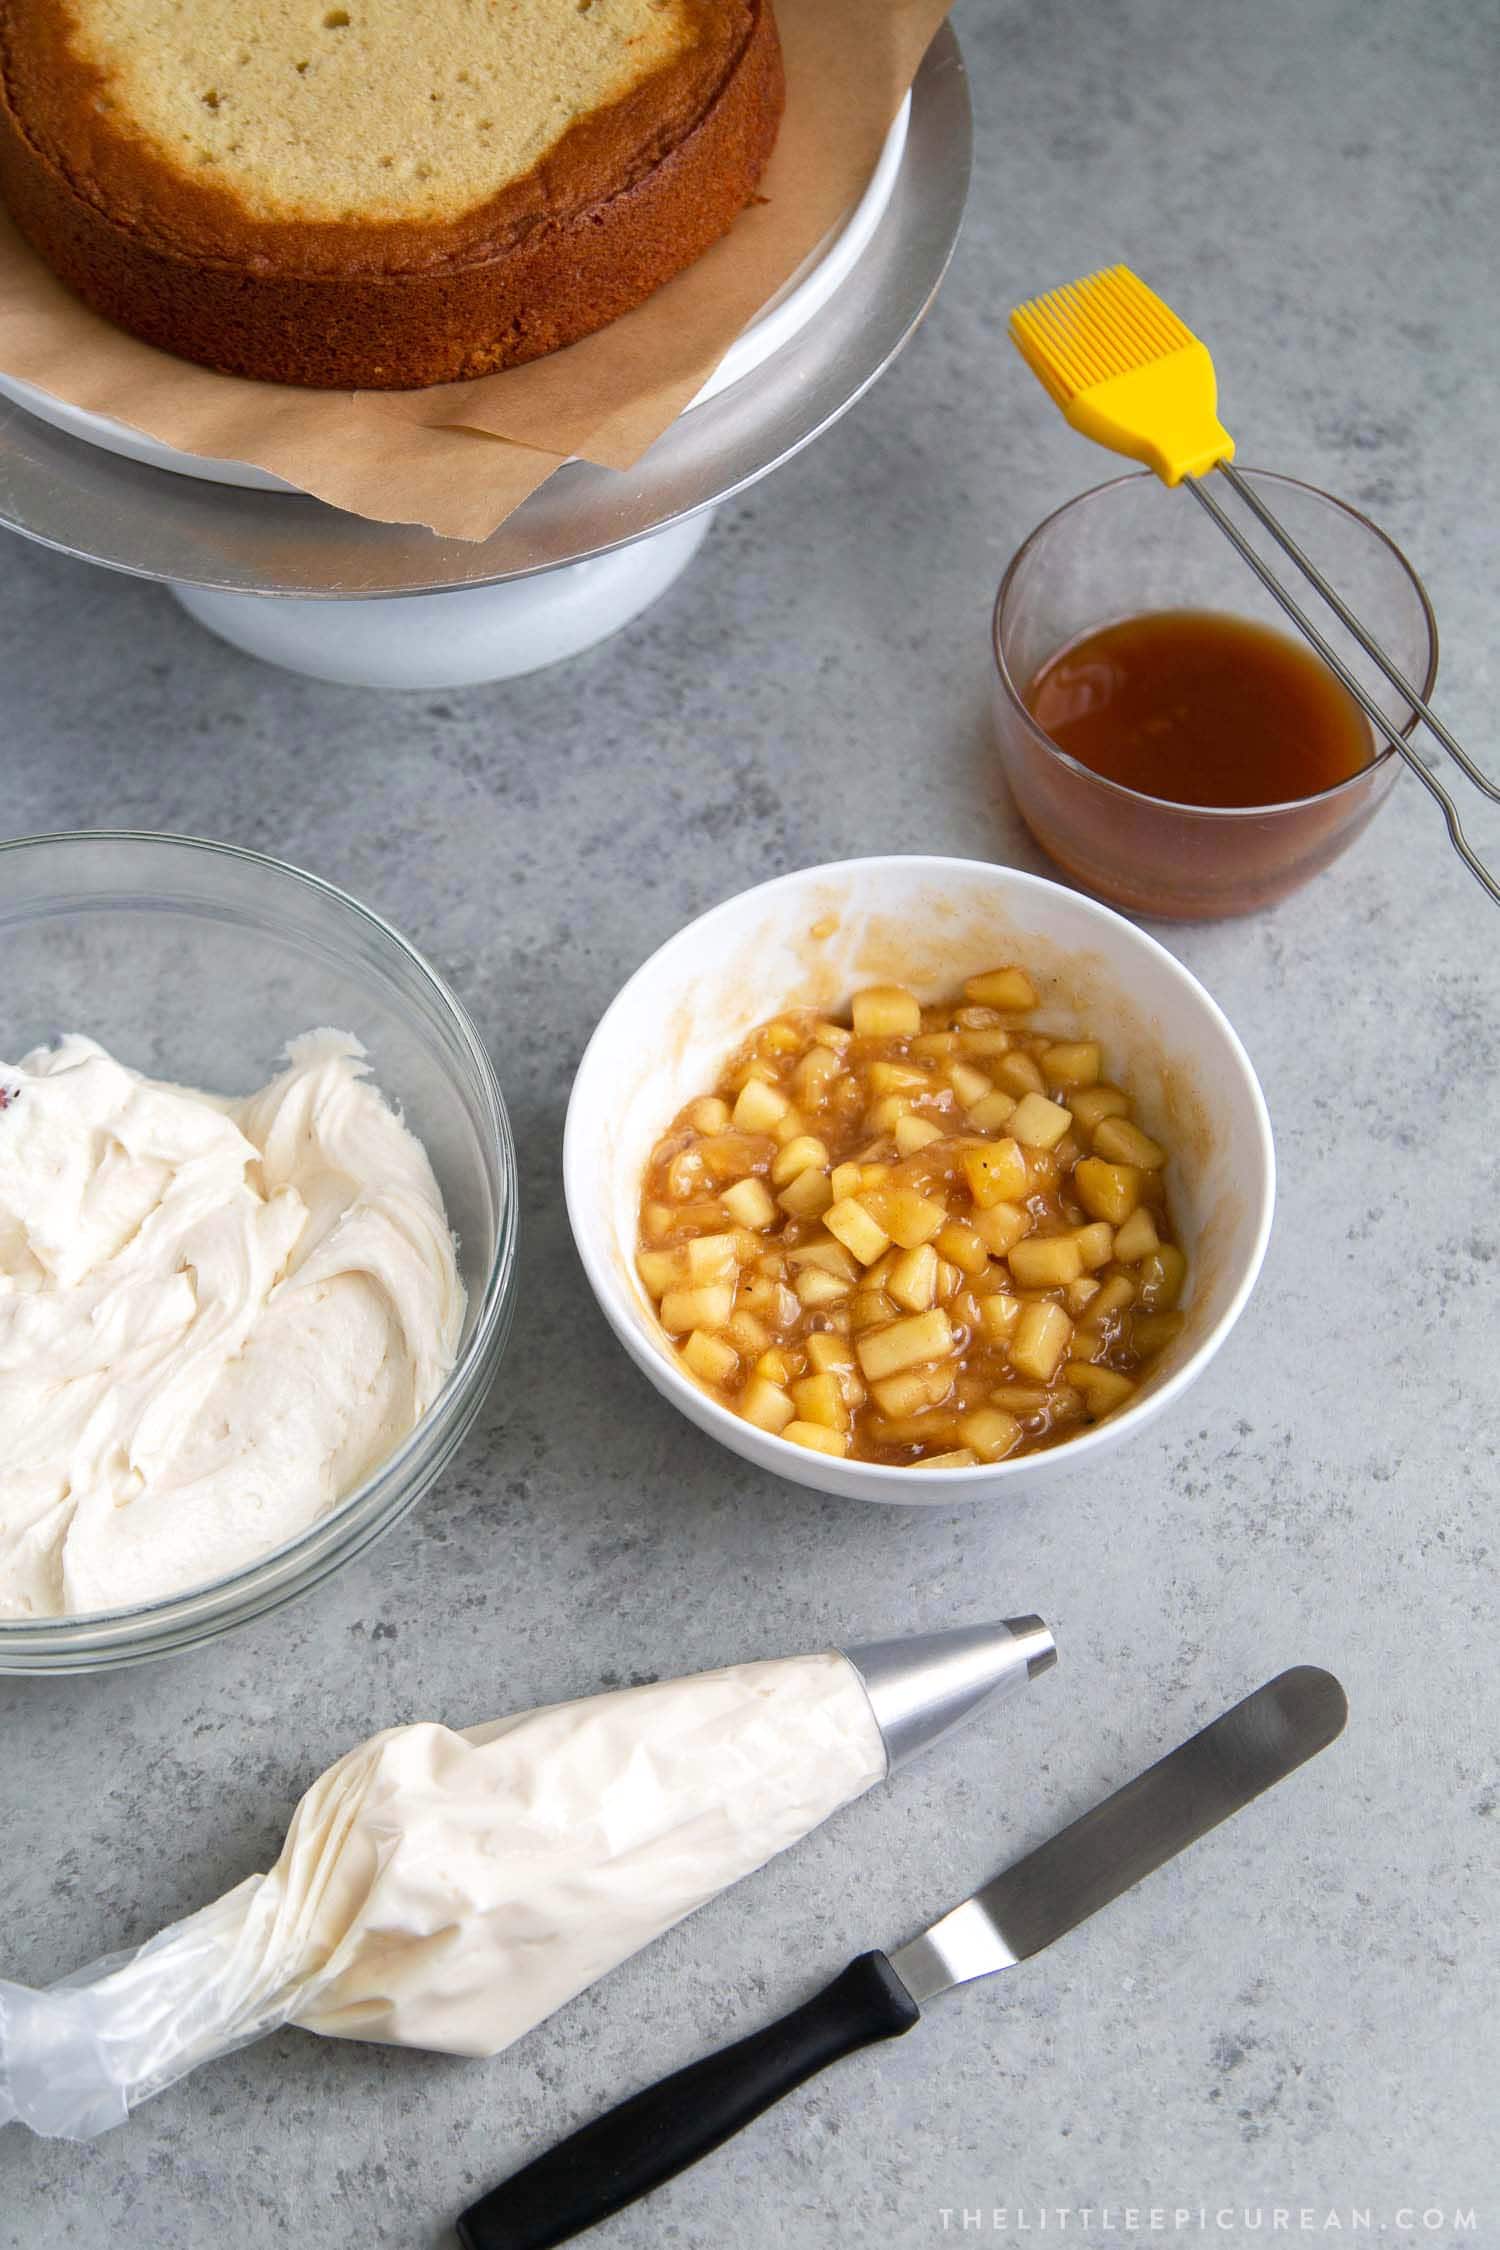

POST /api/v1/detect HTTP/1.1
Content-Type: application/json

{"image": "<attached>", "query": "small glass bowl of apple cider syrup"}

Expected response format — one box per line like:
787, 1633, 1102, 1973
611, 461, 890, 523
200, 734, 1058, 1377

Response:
991, 470, 1438, 918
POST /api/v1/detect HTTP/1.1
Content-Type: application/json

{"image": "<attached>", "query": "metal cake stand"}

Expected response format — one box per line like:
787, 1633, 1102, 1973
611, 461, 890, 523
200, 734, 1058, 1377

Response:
0, 28, 970, 687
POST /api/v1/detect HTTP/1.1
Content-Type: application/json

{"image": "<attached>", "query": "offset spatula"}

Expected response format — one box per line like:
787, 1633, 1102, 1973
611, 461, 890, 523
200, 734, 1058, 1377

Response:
458, 1667, 1348, 2250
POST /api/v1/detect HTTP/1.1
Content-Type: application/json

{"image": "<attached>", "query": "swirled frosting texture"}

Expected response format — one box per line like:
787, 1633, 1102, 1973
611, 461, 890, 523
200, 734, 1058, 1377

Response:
0, 1031, 463, 1618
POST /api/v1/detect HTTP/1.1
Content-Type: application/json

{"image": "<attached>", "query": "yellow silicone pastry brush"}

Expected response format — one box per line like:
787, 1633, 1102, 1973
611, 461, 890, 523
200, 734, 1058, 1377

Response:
1008, 264, 1500, 906
1010, 264, 1234, 484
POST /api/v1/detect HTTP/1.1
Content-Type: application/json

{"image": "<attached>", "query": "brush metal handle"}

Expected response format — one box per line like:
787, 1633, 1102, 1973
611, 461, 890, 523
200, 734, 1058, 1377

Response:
1187, 468, 1500, 909
455, 1953, 920, 2250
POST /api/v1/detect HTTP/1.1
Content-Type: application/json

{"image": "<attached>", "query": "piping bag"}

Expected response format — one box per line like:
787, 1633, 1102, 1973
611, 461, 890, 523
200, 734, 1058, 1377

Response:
0, 1618, 1053, 2140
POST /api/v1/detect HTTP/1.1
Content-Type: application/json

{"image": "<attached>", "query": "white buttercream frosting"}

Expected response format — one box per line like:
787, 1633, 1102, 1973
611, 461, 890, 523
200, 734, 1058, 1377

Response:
0, 1031, 463, 1618
0, 1653, 889, 2138
290, 1650, 888, 2053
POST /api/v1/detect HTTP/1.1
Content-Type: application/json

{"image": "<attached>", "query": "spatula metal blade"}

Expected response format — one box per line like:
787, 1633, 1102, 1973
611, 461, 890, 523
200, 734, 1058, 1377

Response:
890, 1667, 1347, 2005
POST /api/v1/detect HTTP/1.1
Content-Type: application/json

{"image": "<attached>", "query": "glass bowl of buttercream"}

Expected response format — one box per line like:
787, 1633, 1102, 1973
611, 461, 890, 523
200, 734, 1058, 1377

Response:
0, 831, 517, 1671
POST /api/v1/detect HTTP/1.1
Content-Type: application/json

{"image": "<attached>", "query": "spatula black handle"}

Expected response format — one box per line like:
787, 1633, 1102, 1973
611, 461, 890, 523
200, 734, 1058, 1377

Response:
456, 1951, 920, 2250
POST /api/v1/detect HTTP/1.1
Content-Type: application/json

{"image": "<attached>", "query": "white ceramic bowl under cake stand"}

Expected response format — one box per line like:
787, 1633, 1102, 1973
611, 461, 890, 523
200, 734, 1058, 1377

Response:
0, 33, 970, 688
564, 856, 1276, 1506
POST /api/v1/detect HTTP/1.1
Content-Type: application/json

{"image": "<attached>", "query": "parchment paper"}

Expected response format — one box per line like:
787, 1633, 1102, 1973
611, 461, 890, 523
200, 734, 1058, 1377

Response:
0, 0, 954, 541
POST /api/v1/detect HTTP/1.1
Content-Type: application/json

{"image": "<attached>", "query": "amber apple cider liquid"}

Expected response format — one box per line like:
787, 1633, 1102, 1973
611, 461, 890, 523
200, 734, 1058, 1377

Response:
1025, 609, 1373, 809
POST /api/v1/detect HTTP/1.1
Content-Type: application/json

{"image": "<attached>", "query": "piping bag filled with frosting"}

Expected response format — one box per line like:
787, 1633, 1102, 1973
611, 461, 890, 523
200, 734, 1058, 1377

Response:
0, 1620, 1053, 2139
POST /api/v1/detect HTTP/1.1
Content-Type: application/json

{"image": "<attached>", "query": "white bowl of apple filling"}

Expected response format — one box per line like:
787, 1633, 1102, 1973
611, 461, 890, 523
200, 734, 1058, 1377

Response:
564, 857, 1275, 1504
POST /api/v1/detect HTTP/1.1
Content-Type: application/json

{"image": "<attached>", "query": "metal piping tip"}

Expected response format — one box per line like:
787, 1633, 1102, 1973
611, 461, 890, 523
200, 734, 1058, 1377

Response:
842, 1616, 1057, 1774
1009, 1613, 1059, 1680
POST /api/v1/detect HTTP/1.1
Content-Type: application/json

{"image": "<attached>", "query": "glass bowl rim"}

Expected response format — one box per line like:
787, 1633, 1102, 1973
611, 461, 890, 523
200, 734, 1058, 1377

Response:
990, 466, 1440, 820
0, 827, 518, 1660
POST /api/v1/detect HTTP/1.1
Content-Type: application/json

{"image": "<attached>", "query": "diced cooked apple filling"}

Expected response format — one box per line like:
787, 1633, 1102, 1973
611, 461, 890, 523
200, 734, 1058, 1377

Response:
635, 967, 1187, 1468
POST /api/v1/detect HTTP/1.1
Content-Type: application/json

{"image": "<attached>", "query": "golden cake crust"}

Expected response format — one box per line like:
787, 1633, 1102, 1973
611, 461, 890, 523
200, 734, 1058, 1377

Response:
0, 0, 784, 388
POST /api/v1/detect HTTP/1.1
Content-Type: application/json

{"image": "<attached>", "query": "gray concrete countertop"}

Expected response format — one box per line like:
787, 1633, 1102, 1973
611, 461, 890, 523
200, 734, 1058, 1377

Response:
1, 2, 1495, 2243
